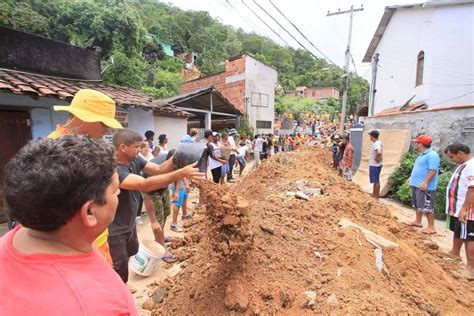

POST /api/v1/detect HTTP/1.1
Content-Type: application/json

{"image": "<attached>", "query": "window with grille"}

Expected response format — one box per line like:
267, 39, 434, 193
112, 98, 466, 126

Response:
256, 120, 272, 129
416, 51, 424, 86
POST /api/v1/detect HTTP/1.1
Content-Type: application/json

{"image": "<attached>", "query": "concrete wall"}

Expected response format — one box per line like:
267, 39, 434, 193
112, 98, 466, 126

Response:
244, 55, 277, 135
0, 93, 69, 139
122, 107, 155, 139
0, 93, 159, 141
0, 26, 101, 80
372, 3, 474, 114
363, 106, 474, 151
154, 116, 188, 150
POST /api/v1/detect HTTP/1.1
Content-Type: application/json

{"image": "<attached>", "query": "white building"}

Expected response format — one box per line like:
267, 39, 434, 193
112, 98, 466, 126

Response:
244, 54, 278, 134
363, 0, 474, 115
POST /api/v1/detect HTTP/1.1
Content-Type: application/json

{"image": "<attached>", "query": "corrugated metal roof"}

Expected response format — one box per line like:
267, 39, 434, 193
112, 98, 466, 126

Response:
165, 85, 242, 116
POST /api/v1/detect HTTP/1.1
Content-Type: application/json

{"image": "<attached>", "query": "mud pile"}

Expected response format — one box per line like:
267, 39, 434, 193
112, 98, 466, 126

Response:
146, 147, 473, 315
198, 181, 253, 257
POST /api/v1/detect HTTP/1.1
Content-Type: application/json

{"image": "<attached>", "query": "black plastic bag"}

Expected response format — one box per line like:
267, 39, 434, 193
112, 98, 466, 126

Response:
172, 142, 207, 170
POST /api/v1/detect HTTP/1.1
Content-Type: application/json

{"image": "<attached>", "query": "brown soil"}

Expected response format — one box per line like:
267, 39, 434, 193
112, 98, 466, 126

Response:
145, 147, 474, 315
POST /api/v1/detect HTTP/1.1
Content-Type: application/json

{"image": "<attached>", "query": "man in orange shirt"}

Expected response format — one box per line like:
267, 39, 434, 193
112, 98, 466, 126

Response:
48, 89, 123, 265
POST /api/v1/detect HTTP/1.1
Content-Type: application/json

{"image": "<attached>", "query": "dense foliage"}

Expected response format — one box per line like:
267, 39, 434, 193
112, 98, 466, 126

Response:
275, 95, 340, 117
389, 150, 456, 213
0, 0, 369, 109
388, 151, 419, 197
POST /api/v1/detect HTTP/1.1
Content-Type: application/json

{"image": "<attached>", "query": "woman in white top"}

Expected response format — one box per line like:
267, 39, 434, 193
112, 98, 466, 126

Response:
138, 141, 154, 161
156, 134, 169, 163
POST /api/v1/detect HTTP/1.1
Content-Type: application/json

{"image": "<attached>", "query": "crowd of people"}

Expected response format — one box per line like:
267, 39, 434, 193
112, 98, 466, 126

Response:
0, 89, 472, 314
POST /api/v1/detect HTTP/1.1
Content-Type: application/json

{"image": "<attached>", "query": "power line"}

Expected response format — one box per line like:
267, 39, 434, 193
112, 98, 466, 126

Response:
424, 83, 474, 87
220, 0, 263, 35
268, 0, 336, 65
240, 0, 291, 46
429, 91, 474, 107
252, 0, 330, 63
378, 55, 474, 79
350, 53, 358, 76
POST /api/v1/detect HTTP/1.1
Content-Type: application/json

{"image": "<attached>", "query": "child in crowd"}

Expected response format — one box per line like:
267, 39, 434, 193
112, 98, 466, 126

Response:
170, 177, 192, 232
236, 143, 247, 176
169, 136, 195, 232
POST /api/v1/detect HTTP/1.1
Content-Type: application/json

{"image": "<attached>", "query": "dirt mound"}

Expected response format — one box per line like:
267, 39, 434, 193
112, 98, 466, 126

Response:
146, 147, 474, 315
198, 181, 253, 257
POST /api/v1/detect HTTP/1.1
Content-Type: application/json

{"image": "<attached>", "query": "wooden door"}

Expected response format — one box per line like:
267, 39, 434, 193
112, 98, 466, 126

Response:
0, 111, 32, 222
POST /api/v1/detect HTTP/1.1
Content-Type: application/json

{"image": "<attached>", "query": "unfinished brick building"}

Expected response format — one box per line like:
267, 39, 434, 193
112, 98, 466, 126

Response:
180, 54, 277, 134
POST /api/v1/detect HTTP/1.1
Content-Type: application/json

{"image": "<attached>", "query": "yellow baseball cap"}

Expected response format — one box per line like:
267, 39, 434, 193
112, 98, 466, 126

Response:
54, 89, 123, 129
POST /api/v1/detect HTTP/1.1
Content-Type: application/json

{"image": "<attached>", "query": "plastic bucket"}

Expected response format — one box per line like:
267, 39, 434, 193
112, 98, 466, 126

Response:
130, 239, 166, 277
173, 142, 207, 169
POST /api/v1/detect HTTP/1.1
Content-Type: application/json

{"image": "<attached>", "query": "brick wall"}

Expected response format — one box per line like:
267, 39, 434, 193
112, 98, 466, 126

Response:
180, 56, 246, 113
303, 87, 340, 100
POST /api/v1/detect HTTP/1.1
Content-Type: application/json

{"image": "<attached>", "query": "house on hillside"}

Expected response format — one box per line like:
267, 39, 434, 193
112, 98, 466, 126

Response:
286, 86, 340, 100
361, 0, 474, 149
180, 54, 278, 134
144, 33, 175, 57
0, 26, 190, 221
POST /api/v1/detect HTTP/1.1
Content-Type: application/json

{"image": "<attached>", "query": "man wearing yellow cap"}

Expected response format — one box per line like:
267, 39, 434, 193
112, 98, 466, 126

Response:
49, 89, 123, 139
49, 89, 123, 265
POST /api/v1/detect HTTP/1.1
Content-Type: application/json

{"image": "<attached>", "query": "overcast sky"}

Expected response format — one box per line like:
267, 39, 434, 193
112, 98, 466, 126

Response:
164, 0, 419, 80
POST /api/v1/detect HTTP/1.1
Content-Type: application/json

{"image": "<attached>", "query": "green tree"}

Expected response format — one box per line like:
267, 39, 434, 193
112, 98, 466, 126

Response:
2, 0, 369, 104
102, 51, 146, 89
275, 96, 339, 116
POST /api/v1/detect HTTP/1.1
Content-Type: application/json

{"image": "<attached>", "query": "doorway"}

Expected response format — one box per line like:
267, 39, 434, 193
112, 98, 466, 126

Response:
0, 110, 32, 223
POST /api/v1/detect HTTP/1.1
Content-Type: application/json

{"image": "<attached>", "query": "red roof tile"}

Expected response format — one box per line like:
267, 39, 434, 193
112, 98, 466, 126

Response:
375, 101, 427, 117
0, 69, 190, 118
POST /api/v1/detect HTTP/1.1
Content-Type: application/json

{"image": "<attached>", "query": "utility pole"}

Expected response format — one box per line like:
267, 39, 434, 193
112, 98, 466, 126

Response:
369, 53, 379, 116
327, 5, 363, 134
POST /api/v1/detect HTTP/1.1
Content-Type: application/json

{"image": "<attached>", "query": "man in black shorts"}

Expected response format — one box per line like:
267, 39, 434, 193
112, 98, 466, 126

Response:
444, 143, 474, 277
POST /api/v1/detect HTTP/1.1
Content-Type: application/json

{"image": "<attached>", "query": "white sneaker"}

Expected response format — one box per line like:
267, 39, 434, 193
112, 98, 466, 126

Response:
170, 224, 183, 232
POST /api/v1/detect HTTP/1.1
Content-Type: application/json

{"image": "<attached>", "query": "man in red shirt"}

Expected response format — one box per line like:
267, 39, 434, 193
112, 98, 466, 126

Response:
0, 136, 137, 315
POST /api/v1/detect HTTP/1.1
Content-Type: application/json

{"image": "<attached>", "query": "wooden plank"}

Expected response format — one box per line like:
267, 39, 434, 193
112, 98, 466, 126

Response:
338, 218, 399, 249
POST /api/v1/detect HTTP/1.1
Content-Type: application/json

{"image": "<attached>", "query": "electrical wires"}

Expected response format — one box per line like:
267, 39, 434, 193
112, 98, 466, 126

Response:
268, 0, 336, 65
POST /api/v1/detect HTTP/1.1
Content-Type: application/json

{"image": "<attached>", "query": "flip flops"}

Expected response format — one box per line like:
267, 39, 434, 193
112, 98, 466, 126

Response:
162, 253, 178, 264
403, 221, 423, 228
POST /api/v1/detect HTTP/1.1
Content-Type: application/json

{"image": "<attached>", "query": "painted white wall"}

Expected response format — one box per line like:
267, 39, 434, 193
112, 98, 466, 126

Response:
124, 107, 155, 138
372, 3, 474, 114
244, 55, 277, 134
154, 116, 188, 150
